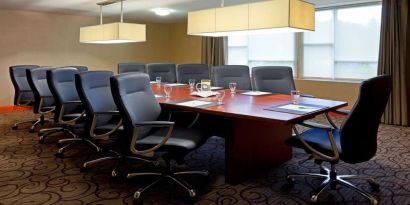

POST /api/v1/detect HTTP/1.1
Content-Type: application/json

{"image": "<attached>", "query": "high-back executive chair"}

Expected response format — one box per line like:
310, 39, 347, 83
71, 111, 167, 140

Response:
146, 63, 177, 83
212, 65, 252, 90
45, 67, 99, 157
176, 64, 209, 84
286, 75, 392, 205
75, 71, 153, 177
110, 73, 208, 203
252, 66, 297, 94
67, 66, 88, 72
25, 67, 56, 133
118, 63, 146, 74
10, 65, 40, 130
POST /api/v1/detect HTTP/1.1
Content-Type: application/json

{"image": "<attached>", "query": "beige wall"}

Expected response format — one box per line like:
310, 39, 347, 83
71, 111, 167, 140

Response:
0, 9, 172, 105
169, 22, 202, 64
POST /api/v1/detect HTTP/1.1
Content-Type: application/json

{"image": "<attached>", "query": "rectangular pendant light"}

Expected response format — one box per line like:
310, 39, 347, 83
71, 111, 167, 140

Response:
187, 0, 315, 36
80, 22, 146, 44
79, 0, 146, 44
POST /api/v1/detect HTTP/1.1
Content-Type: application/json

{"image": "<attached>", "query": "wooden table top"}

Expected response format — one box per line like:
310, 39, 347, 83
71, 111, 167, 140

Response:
151, 84, 348, 124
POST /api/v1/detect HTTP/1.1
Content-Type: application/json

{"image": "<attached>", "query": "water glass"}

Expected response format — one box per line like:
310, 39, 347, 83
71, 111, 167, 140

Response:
155, 76, 162, 84
229, 82, 237, 94
188, 79, 195, 90
291, 90, 301, 104
164, 85, 172, 98
215, 91, 225, 105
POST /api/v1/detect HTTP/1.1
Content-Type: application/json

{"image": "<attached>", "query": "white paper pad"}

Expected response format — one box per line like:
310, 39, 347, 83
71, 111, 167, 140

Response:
176, 100, 213, 107
154, 95, 164, 98
190, 91, 219, 98
278, 104, 322, 113
165, 83, 187, 87
150, 81, 159, 84
241, 91, 272, 96
211, 87, 224, 90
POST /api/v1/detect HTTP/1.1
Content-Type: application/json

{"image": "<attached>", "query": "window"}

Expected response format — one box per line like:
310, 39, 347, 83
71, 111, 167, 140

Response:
227, 4, 382, 81
228, 33, 296, 73
304, 5, 382, 80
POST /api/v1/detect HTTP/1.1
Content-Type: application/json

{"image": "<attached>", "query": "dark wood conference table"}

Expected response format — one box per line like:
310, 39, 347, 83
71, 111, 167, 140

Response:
151, 84, 347, 184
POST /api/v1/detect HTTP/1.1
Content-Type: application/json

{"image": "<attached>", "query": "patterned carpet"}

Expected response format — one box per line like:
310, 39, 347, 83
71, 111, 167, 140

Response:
1, 111, 410, 205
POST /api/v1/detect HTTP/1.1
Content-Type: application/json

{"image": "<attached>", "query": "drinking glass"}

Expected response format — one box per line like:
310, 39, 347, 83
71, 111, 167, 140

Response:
229, 82, 237, 94
291, 90, 301, 104
164, 85, 172, 98
215, 91, 225, 105
188, 79, 195, 91
155, 76, 162, 84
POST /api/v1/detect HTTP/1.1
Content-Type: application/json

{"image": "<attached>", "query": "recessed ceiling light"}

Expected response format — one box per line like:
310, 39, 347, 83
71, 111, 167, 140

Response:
151, 8, 173, 16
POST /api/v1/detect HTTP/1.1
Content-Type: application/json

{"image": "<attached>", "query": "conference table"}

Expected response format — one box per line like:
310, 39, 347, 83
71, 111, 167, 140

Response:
151, 83, 347, 184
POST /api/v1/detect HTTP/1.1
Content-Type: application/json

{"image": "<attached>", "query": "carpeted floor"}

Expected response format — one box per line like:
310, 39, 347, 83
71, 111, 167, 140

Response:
1, 111, 410, 205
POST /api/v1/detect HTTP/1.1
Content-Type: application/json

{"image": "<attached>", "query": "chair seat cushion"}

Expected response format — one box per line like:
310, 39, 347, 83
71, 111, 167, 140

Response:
137, 127, 206, 152
286, 128, 342, 155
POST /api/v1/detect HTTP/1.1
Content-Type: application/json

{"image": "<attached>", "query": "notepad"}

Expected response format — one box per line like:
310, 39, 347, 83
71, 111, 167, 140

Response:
241, 91, 272, 96
278, 104, 322, 113
176, 100, 213, 107
191, 91, 219, 98
150, 81, 159, 84
211, 86, 224, 90
154, 95, 164, 98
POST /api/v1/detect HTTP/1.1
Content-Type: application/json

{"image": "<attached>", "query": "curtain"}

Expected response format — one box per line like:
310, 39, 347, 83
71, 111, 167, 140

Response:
377, 0, 410, 126
201, 37, 227, 76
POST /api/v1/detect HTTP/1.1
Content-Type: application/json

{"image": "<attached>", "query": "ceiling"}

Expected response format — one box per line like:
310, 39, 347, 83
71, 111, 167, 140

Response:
0, 0, 381, 23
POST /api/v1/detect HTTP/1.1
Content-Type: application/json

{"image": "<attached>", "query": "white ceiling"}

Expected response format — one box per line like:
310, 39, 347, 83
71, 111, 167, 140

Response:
0, 0, 381, 23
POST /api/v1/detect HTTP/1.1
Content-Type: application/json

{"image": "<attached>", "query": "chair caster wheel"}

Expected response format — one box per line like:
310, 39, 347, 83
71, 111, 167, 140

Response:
80, 167, 89, 172
12, 126, 18, 130
369, 197, 378, 205
134, 190, 142, 199
111, 170, 118, 178
133, 198, 144, 205
310, 195, 318, 203
286, 176, 295, 185
188, 189, 196, 197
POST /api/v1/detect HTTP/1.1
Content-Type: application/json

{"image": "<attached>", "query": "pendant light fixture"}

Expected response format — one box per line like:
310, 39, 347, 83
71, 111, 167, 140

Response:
80, 0, 146, 44
187, 0, 315, 36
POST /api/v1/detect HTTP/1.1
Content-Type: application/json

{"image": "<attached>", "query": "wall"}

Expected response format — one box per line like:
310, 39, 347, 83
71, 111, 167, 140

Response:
0, 9, 172, 105
168, 22, 202, 64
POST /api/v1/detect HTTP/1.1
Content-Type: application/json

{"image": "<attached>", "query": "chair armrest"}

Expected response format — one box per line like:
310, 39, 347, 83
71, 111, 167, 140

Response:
135, 121, 175, 127
63, 100, 82, 105
298, 121, 333, 131
168, 110, 200, 128
301, 93, 315, 98
94, 111, 120, 115
130, 121, 175, 156
293, 126, 339, 162
333, 109, 350, 115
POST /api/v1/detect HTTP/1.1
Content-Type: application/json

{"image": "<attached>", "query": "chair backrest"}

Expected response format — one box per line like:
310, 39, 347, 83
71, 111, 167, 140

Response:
252, 66, 296, 94
47, 67, 81, 122
339, 75, 392, 163
26, 67, 55, 113
66, 66, 88, 72
118, 63, 146, 74
146, 63, 177, 83
75, 71, 117, 127
176, 64, 210, 84
212, 65, 252, 90
110, 73, 161, 138
9, 65, 39, 105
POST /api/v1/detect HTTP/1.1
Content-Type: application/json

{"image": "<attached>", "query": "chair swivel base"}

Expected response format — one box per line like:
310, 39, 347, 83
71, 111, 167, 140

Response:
287, 165, 379, 205
54, 138, 100, 158
128, 162, 209, 204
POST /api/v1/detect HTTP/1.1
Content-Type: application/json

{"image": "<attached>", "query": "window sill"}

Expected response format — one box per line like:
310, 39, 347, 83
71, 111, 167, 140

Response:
295, 78, 363, 84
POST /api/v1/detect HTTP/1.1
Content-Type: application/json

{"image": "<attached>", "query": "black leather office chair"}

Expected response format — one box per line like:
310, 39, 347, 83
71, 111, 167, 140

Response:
10, 65, 40, 130
252, 66, 297, 94
286, 75, 392, 205
146, 63, 177, 83
44, 67, 100, 157
25, 67, 56, 132
118, 63, 146, 74
176, 64, 209, 84
76, 71, 152, 176
110, 73, 208, 203
212, 65, 252, 90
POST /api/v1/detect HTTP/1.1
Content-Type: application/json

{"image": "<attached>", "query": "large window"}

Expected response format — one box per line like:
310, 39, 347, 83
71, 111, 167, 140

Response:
227, 4, 382, 81
228, 33, 296, 72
